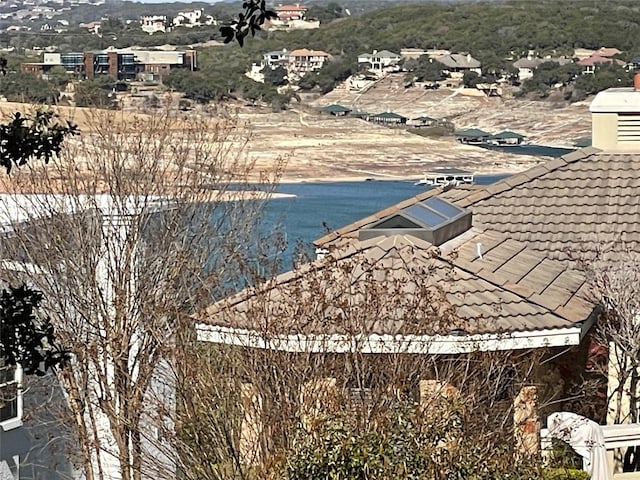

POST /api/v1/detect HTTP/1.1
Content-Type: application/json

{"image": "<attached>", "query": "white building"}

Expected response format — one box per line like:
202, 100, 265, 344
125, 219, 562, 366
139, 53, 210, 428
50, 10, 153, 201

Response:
140, 15, 167, 34
358, 50, 402, 73
173, 9, 216, 27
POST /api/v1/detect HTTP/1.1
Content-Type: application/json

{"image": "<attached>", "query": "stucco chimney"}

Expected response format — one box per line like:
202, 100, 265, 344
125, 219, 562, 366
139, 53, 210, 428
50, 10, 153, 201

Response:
590, 85, 640, 151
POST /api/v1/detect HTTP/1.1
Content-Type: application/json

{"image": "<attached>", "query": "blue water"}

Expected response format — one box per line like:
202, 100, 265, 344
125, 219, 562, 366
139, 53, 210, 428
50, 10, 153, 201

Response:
477, 144, 576, 157
262, 175, 507, 267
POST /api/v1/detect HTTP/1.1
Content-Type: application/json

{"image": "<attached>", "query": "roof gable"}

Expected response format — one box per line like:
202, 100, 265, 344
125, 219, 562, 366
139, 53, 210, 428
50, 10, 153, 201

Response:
196, 232, 595, 339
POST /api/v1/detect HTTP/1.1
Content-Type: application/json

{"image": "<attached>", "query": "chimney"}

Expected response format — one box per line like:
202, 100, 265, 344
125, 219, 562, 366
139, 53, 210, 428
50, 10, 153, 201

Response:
467, 53, 471, 63
590, 79, 640, 151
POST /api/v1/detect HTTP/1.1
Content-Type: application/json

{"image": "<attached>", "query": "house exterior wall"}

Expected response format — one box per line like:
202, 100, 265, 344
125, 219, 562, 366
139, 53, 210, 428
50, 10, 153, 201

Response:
592, 112, 618, 150
22, 49, 196, 80
0, 365, 27, 480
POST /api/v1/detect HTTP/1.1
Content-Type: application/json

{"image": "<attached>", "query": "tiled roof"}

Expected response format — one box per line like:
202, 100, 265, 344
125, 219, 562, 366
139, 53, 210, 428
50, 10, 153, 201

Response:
275, 4, 307, 11
578, 54, 625, 67
315, 147, 640, 260
197, 232, 595, 336
513, 57, 543, 69
289, 48, 330, 57
597, 47, 622, 58
436, 54, 481, 69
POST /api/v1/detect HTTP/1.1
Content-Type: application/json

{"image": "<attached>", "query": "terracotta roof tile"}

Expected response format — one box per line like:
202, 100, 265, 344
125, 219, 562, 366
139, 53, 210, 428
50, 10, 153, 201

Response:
197, 232, 596, 336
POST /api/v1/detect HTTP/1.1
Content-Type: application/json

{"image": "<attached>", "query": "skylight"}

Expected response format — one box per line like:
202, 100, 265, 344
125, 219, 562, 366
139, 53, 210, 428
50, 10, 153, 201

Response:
358, 196, 471, 246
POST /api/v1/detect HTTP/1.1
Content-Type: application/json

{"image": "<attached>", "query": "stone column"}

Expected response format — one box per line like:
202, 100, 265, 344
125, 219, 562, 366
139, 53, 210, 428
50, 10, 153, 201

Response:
299, 377, 338, 432
514, 386, 540, 458
419, 379, 459, 407
240, 383, 263, 466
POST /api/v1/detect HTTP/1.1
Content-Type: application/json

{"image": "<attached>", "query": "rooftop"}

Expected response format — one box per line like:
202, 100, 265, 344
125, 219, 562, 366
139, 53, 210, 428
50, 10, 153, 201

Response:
197, 231, 594, 341
315, 146, 640, 261
589, 87, 640, 113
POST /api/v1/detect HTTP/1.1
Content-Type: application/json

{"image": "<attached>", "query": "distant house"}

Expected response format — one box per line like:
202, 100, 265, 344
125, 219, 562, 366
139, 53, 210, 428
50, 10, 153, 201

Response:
288, 48, 332, 76
322, 104, 351, 116
357, 50, 402, 73
140, 15, 167, 34
578, 54, 625, 74
274, 3, 307, 21
513, 57, 544, 81
368, 111, 407, 125
400, 48, 426, 60
409, 116, 438, 127
454, 128, 491, 144
79, 21, 101, 34
173, 9, 215, 27
435, 53, 481, 78
263, 49, 289, 69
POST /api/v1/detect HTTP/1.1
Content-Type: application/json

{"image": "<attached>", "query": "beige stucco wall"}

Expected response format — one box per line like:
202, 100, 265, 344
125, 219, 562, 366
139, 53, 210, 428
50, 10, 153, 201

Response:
592, 112, 640, 151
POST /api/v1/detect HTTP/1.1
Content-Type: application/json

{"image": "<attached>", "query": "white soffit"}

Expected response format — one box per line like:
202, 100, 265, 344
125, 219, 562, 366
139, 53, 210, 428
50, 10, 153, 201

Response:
196, 324, 585, 354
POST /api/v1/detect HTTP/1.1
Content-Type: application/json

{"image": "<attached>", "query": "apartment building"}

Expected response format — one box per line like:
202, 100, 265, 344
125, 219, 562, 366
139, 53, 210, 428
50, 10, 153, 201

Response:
21, 48, 197, 81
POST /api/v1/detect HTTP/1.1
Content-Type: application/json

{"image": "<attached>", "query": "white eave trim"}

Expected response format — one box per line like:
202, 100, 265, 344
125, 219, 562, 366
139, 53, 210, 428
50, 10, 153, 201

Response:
196, 324, 585, 354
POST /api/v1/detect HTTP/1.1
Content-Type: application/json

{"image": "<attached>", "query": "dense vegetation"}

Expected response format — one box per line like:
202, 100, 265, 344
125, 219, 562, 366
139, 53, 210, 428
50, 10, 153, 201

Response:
178, 0, 640, 103
5, 0, 640, 107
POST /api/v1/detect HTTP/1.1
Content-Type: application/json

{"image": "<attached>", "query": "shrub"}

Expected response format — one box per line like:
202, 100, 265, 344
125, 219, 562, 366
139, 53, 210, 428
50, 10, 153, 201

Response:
542, 468, 590, 480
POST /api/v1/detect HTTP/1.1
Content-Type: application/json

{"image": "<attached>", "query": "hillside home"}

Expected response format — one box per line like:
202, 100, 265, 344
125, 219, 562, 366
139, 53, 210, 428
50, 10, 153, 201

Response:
78, 21, 100, 34
287, 48, 332, 76
262, 49, 289, 69
274, 3, 307, 21
434, 53, 481, 78
513, 56, 544, 81
357, 50, 401, 73
140, 15, 167, 34
579, 54, 626, 74
172, 9, 215, 27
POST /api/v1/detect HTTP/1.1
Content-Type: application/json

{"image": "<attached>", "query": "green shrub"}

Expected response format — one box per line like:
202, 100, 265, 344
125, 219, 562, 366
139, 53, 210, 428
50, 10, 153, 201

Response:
542, 468, 590, 480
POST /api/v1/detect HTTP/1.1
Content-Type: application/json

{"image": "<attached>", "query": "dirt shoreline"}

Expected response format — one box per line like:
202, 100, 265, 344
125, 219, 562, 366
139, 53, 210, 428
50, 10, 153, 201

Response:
0, 77, 590, 186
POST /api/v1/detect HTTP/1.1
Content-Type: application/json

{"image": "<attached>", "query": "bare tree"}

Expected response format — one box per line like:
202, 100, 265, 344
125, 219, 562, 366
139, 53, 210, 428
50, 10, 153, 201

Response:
174, 243, 591, 479
0, 107, 283, 480
574, 245, 640, 425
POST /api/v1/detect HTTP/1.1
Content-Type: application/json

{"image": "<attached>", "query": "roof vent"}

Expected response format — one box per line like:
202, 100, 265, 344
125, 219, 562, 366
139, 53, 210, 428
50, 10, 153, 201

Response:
590, 85, 640, 151
358, 196, 472, 246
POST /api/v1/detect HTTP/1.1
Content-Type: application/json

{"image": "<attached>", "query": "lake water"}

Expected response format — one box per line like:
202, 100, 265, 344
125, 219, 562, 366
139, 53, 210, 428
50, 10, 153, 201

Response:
477, 144, 576, 157
262, 175, 508, 267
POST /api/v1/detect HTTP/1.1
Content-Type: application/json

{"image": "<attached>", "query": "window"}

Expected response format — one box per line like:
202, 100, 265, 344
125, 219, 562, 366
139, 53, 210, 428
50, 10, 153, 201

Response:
0, 364, 19, 424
